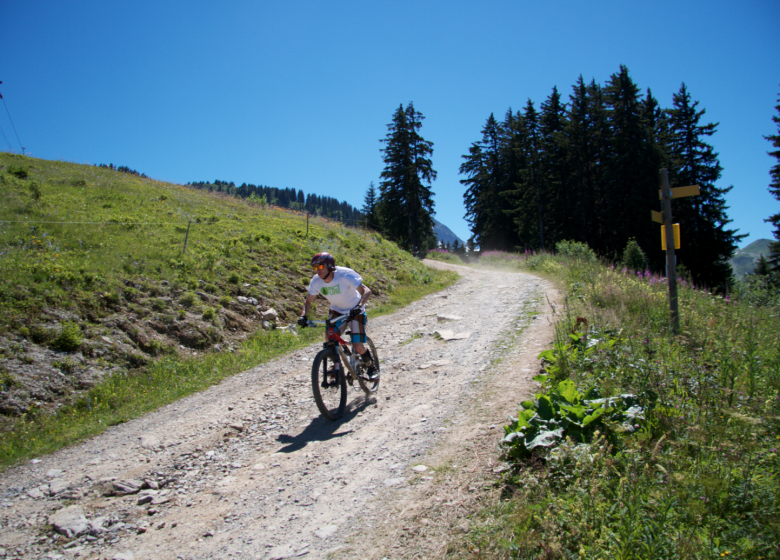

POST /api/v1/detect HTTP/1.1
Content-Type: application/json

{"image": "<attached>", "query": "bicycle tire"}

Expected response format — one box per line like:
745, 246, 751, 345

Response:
356, 336, 380, 394
311, 348, 347, 420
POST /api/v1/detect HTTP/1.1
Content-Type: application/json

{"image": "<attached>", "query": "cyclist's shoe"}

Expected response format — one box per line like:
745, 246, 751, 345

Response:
362, 364, 378, 381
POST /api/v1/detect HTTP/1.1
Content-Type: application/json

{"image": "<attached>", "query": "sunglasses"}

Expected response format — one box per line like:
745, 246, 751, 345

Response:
313, 264, 325, 270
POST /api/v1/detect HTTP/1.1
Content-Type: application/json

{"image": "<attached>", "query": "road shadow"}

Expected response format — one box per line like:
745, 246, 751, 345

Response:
276, 394, 377, 453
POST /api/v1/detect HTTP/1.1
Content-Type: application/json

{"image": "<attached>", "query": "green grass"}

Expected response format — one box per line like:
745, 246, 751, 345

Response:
0, 153, 458, 469
455, 250, 780, 560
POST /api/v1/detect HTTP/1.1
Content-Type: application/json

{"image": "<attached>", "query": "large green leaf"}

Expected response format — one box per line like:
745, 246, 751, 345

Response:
517, 408, 536, 429
560, 403, 586, 421
557, 379, 580, 404
526, 428, 564, 450
583, 407, 605, 427
537, 395, 555, 420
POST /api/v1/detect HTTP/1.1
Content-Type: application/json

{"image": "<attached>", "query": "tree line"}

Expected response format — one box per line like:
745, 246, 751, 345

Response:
185, 180, 364, 225
461, 65, 744, 290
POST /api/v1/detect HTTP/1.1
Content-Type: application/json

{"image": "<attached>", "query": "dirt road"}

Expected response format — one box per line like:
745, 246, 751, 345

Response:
0, 261, 556, 560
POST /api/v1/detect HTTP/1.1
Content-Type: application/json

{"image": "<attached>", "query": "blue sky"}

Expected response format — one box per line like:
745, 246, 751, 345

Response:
1, 0, 778, 249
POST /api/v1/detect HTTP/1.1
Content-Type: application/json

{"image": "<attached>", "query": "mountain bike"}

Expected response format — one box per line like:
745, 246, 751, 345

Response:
305, 313, 380, 420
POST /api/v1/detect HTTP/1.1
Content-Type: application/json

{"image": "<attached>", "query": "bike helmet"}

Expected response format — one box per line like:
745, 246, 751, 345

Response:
311, 252, 336, 271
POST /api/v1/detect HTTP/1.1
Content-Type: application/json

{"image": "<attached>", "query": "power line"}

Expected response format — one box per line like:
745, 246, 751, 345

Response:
0, 122, 14, 152
0, 81, 24, 154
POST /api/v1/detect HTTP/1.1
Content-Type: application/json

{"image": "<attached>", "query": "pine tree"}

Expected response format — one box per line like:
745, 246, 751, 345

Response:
378, 103, 437, 256
462, 113, 509, 250
538, 87, 569, 244
764, 90, 780, 274
754, 254, 772, 277
602, 65, 658, 259
665, 83, 745, 290
562, 77, 607, 250
362, 181, 378, 228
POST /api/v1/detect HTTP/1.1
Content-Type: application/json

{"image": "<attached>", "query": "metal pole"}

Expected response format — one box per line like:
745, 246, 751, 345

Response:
182, 220, 191, 254
660, 169, 679, 334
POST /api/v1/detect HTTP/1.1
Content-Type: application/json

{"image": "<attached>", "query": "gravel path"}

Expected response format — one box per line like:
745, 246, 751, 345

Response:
0, 261, 555, 560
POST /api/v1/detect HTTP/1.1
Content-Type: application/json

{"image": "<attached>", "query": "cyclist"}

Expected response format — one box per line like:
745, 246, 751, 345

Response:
297, 252, 377, 379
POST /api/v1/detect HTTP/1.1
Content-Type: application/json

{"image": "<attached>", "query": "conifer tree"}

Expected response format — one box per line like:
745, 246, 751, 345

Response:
461, 114, 507, 250
602, 65, 658, 258
378, 103, 437, 256
361, 181, 378, 228
562, 77, 607, 249
764, 90, 780, 274
665, 83, 744, 290
538, 87, 569, 244
523, 100, 545, 250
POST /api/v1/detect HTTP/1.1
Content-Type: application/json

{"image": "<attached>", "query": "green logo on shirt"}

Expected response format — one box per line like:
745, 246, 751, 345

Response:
321, 285, 341, 296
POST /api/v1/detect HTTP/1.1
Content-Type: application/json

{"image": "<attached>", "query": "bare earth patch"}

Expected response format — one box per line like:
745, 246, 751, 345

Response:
0, 260, 557, 560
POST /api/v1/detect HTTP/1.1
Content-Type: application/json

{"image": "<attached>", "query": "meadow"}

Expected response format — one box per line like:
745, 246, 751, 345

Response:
460, 244, 780, 560
0, 153, 457, 468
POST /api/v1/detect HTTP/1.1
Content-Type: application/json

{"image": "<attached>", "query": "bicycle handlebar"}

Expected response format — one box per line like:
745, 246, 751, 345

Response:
304, 313, 349, 328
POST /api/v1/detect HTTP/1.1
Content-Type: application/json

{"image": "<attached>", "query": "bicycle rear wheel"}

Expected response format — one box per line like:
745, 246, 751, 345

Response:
311, 348, 347, 420
356, 336, 380, 394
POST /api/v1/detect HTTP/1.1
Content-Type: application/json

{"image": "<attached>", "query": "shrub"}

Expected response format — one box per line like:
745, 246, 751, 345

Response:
29, 325, 53, 344
555, 239, 597, 261
228, 272, 240, 284
202, 307, 216, 320
8, 165, 28, 179
621, 237, 648, 271
219, 295, 232, 307
179, 292, 197, 308
151, 298, 167, 312
51, 322, 83, 352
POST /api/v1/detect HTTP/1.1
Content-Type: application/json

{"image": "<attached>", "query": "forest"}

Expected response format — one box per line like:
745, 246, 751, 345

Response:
461, 65, 745, 290
185, 179, 364, 226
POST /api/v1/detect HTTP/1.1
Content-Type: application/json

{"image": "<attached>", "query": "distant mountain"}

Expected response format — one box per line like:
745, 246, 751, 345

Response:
433, 218, 464, 246
730, 238, 773, 278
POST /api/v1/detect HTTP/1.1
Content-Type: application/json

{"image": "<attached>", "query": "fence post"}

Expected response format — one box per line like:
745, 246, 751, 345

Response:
182, 220, 191, 254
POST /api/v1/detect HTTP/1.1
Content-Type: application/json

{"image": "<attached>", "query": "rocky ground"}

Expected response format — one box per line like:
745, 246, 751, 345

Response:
0, 260, 556, 560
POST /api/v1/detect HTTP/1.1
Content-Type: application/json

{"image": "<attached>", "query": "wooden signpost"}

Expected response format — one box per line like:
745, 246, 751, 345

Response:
654, 169, 700, 334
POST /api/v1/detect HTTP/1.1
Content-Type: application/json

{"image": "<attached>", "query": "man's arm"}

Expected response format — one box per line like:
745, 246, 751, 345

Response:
356, 283, 372, 307
301, 294, 317, 318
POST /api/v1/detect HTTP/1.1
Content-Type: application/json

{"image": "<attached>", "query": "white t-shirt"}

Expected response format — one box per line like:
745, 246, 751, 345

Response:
308, 266, 364, 314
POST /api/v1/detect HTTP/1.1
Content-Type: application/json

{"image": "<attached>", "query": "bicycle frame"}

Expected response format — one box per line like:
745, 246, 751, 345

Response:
306, 314, 360, 379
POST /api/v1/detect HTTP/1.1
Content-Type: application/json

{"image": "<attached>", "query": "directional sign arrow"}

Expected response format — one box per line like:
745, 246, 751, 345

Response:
659, 184, 700, 200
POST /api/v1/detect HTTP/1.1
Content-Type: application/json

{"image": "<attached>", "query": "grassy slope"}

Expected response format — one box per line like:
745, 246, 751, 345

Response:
454, 251, 780, 560
0, 153, 457, 467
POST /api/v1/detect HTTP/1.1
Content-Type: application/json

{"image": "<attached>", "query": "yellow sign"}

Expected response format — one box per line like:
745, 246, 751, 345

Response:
651, 210, 663, 224
661, 224, 681, 250
659, 185, 700, 200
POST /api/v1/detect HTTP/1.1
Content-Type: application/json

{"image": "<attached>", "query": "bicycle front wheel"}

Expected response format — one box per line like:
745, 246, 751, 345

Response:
311, 348, 347, 420
356, 336, 380, 394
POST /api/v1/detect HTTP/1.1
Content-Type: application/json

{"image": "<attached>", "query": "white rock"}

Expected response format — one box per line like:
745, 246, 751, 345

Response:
49, 505, 89, 538
314, 524, 338, 539
383, 477, 405, 486
436, 314, 463, 322
49, 478, 71, 495
262, 308, 279, 322
268, 545, 296, 559
412, 465, 428, 472
138, 435, 160, 449
46, 468, 64, 478
26, 488, 45, 499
